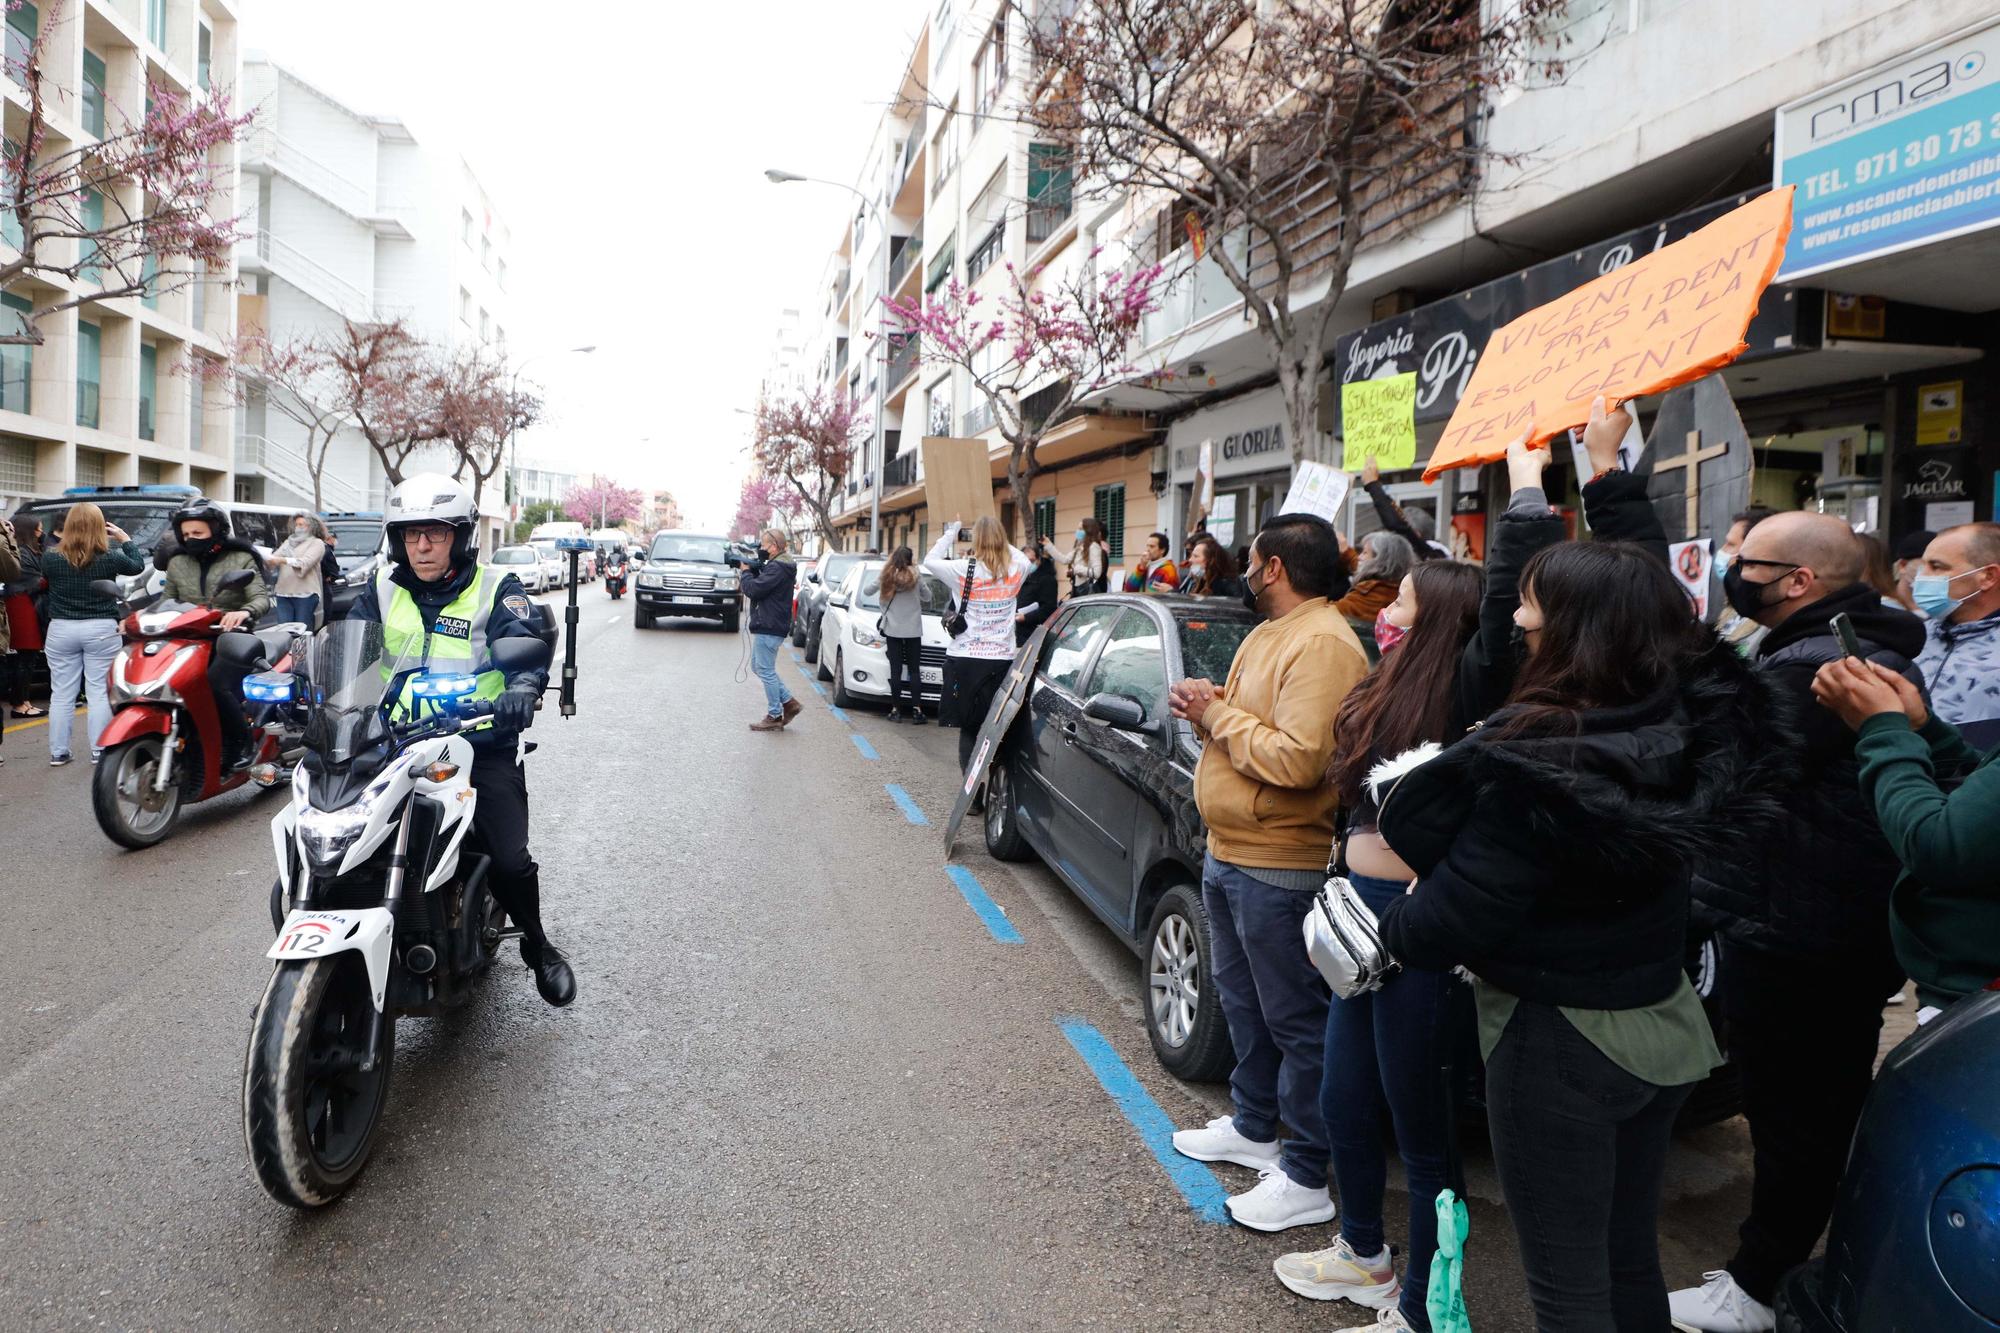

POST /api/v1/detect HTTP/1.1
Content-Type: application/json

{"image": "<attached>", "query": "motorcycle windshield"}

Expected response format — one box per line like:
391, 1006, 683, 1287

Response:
301, 619, 426, 764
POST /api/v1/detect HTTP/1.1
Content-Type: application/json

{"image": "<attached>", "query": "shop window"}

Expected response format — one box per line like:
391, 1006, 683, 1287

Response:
1093, 482, 1125, 561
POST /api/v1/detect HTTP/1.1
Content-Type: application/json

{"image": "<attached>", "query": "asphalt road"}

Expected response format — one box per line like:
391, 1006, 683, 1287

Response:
0, 588, 1783, 1331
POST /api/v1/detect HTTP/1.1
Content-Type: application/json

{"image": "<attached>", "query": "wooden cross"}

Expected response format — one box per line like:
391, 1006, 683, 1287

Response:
1650, 428, 1732, 537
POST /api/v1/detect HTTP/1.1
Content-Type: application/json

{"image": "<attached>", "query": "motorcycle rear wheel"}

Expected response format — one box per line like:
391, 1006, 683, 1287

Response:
92, 735, 182, 849
243, 955, 395, 1209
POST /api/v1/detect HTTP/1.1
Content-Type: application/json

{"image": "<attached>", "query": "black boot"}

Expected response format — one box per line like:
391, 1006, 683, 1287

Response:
520, 936, 576, 1007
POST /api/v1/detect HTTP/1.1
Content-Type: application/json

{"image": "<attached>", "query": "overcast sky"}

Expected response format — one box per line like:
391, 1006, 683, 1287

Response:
240, 0, 927, 529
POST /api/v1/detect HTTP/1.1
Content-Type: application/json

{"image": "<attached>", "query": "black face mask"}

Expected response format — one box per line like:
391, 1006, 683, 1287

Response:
1508, 623, 1531, 664
1721, 562, 1795, 621
1241, 563, 1266, 617
180, 535, 219, 559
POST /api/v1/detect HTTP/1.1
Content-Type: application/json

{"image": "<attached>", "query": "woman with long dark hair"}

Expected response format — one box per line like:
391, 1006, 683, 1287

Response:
1049, 516, 1109, 596
878, 546, 924, 723
1180, 534, 1246, 600
1373, 540, 1782, 1332
1273, 560, 1481, 1330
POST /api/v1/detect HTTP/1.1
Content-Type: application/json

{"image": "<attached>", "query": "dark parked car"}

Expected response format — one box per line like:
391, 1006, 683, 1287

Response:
978, 593, 1742, 1124
796, 550, 866, 662
633, 531, 741, 632
1777, 988, 2000, 1332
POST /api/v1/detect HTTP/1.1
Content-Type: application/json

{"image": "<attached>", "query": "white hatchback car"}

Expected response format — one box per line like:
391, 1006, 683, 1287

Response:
816, 559, 954, 711
491, 544, 550, 594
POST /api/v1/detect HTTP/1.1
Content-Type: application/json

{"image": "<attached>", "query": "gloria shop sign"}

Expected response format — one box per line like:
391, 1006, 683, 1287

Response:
1333, 193, 1801, 429
1776, 17, 2000, 282
1170, 391, 1290, 479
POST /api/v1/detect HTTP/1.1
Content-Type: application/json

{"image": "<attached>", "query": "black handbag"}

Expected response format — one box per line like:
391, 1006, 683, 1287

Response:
942, 558, 975, 638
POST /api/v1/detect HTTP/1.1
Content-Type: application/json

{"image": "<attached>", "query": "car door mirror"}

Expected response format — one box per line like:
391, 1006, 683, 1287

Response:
1083, 692, 1149, 732
830, 595, 850, 609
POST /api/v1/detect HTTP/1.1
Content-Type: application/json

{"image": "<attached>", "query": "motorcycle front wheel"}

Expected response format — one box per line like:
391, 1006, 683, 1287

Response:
92, 735, 182, 849
243, 955, 395, 1209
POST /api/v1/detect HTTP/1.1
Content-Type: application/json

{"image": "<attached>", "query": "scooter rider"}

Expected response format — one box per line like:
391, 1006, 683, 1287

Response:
347, 473, 577, 1008
162, 501, 273, 772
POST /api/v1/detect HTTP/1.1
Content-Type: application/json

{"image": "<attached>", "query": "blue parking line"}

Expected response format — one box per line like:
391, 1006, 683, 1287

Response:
944, 865, 1023, 944
827, 705, 850, 724
885, 784, 928, 825
1058, 1018, 1231, 1224
849, 732, 878, 760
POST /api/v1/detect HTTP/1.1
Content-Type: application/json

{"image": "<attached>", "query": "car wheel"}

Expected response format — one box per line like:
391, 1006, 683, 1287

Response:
722, 608, 740, 634
791, 619, 806, 648
633, 604, 653, 629
803, 620, 820, 664
982, 757, 1032, 862
1144, 884, 1233, 1083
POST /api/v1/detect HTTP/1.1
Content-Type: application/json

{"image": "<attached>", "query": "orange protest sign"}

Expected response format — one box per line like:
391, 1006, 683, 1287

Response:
1423, 188, 1794, 482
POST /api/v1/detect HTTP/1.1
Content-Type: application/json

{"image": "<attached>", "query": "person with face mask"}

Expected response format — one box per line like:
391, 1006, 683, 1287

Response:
1890, 528, 1933, 613
739, 528, 800, 732
1163, 513, 1368, 1236
1179, 534, 1245, 601
1334, 531, 1414, 643
161, 502, 274, 773
1669, 510, 1925, 1333
1711, 506, 1778, 656
267, 512, 328, 628
1910, 522, 2000, 750
1045, 517, 1108, 596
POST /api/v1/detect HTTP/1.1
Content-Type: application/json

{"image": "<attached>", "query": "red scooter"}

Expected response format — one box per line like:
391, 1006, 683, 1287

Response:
604, 556, 628, 601
89, 572, 305, 849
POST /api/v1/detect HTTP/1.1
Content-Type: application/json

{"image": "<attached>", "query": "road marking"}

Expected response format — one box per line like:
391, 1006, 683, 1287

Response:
3, 706, 83, 735
885, 784, 928, 824
1057, 1018, 1231, 1224
827, 705, 849, 724
945, 865, 1023, 944
849, 732, 878, 760
606, 615, 620, 624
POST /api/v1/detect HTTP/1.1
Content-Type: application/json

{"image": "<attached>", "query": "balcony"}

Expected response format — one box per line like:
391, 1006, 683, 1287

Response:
1027, 187, 1073, 246
889, 232, 924, 292
242, 127, 375, 221
883, 449, 919, 491
962, 399, 995, 437
966, 222, 1004, 283
900, 113, 926, 182
886, 331, 920, 389
243, 228, 374, 322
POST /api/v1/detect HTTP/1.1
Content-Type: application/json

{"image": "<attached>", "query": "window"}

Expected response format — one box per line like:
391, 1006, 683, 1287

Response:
1093, 482, 1125, 561
0, 138, 20, 251
1027, 143, 1073, 243
189, 371, 204, 449
929, 104, 958, 201
925, 230, 955, 292
76, 319, 101, 429
74, 446, 105, 486
80, 190, 104, 285
926, 376, 952, 436
139, 344, 157, 440
0, 291, 30, 413
974, 12, 1009, 117
461, 209, 474, 246
458, 287, 471, 321
6, 3, 35, 79
137, 459, 162, 485
82, 50, 107, 137
1041, 604, 1120, 694
141, 251, 158, 309
481, 236, 492, 272
478, 308, 489, 340
496, 258, 508, 290
966, 169, 1005, 281
1033, 497, 1056, 542
145, 0, 166, 49
196, 22, 212, 91
1085, 611, 1169, 721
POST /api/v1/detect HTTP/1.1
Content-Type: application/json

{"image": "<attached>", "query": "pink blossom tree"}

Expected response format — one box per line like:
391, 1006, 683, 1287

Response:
731, 473, 799, 541
887, 253, 1161, 541
753, 385, 867, 546
0, 20, 253, 342
563, 475, 645, 530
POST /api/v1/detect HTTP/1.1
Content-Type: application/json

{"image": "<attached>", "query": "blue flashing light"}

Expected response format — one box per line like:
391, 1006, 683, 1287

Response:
555, 536, 594, 551
61, 483, 199, 496
243, 671, 295, 703
409, 672, 478, 699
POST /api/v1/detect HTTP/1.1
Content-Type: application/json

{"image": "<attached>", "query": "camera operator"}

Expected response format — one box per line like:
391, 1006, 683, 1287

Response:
739, 528, 799, 732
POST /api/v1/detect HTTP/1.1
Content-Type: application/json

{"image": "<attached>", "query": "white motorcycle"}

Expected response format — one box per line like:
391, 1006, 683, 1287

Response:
241, 618, 552, 1208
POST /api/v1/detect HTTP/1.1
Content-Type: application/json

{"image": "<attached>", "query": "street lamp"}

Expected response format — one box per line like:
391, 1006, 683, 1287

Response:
507, 343, 596, 538
766, 166, 888, 551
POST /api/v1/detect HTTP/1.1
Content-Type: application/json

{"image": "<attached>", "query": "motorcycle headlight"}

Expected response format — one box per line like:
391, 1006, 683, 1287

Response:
109, 646, 192, 705
296, 771, 400, 867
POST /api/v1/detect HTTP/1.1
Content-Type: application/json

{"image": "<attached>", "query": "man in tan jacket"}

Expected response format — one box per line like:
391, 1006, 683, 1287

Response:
1167, 512, 1368, 1232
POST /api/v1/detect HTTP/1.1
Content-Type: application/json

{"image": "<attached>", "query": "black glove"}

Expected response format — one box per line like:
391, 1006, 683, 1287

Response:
492, 682, 540, 731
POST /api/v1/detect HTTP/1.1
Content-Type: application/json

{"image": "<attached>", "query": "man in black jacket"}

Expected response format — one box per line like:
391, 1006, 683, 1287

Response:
1671, 509, 1924, 1333
741, 528, 800, 732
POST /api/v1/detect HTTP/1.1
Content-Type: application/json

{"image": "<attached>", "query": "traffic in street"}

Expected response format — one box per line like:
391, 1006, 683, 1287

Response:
0, 566, 1828, 1332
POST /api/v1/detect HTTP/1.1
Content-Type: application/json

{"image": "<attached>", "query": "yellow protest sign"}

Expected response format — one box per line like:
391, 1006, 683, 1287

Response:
1342, 372, 1418, 472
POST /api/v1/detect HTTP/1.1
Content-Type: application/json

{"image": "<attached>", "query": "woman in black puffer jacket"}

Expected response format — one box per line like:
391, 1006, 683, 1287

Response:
1377, 539, 1791, 1333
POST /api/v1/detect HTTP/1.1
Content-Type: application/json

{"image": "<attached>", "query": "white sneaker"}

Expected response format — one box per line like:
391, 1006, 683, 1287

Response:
1335, 1308, 1414, 1333
1170, 1115, 1280, 1171
1273, 1234, 1401, 1306
1226, 1166, 1337, 1232
1669, 1270, 1776, 1332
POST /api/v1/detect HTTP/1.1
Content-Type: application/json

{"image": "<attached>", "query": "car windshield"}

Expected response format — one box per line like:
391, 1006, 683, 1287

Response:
493, 548, 536, 564
650, 535, 729, 563
12, 499, 178, 553
1177, 617, 1255, 685
819, 554, 860, 585
324, 519, 384, 572
854, 567, 951, 613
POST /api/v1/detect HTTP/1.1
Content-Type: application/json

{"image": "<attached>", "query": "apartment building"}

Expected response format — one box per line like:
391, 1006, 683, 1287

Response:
233, 57, 512, 550
509, 460, 575, 510
0, 0, 242, 516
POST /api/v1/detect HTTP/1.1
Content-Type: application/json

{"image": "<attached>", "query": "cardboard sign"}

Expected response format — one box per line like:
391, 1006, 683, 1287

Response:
1424, 189, 1794, 482
943, 625, 1051, 854
1278, 461, 1351, 525
920, 437, 999, 532
1195, 438, 1215, 513
1669, 538, 1712, 619
1341, 372, 1418, 471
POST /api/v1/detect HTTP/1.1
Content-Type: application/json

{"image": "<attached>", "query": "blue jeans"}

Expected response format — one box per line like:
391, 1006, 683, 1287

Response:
751, 633, 793, 718
1201, 853, 1329, 1188
275, 594, 319, 627
1323, 873, 1456, 1330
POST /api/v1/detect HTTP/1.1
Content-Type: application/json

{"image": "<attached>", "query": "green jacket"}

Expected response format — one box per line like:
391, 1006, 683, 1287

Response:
1855, 711, 2000, 1009
162, 541, 273, 622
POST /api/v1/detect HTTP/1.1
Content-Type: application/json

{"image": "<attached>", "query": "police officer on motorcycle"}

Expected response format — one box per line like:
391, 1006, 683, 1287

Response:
348, 473, 577, 1007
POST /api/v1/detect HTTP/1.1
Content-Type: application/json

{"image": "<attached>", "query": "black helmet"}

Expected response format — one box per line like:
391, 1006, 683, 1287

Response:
169, 500, 230, 543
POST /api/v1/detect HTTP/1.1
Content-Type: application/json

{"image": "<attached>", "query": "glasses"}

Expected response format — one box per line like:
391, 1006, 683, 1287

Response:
404, 525, 454, 547
1734, 558, 1801, 572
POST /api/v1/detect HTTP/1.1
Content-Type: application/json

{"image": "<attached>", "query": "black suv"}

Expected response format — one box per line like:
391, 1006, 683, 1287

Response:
633, 531, 741, 632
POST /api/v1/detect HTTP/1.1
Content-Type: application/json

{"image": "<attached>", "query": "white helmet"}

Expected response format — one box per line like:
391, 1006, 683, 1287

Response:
386, 472, 478, 568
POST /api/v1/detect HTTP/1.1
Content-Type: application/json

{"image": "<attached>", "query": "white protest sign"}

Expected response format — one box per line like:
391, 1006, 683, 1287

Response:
1669, 538, 1712, 619
1209, 493, 1238, 547
1279, 461, 1351, 525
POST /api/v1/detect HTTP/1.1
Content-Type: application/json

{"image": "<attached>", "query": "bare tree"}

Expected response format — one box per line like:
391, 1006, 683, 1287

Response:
325, 319, 444, 486
241, 332, 347, 511
753, 385, 868, 546
0, 22, 251, 342
434, 350, 541, 513
1018, 0, 1568, 459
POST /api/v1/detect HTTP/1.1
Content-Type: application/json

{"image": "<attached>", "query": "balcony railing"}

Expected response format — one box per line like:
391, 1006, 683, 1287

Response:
883, 449, 918, 490
962, 399, 995, 437
966, 221, 1004, 282
889, 232, 924, 290
900, 112, 926, 182
886, 331, 920, 388
833, 340, 849, 380
834, 267, 851, 310
1026, 189, 1072, 245
243, 127, 375, 221
249, 228, 374, 321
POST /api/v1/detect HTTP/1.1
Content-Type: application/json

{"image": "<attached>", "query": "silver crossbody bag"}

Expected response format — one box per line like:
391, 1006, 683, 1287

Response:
1303, 743, 1442, 998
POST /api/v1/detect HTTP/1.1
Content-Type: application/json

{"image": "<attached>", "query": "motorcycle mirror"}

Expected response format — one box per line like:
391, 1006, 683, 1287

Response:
490, 634, 553, 676
89, 578, 125, 602
218, 568, 257, 591
215, 630, 270, 672
529, 604, 558, 647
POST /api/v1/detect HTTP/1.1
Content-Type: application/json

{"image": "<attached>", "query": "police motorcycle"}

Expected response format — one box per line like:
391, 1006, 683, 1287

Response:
242, 616, 552, 1208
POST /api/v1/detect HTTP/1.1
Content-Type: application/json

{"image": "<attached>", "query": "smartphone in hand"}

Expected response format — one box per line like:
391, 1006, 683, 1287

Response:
1831, 612, 1865, 660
